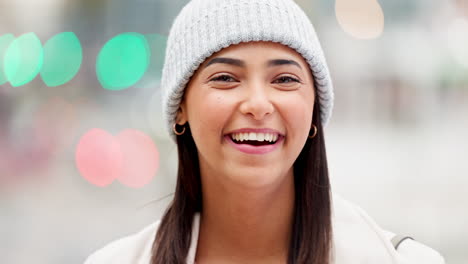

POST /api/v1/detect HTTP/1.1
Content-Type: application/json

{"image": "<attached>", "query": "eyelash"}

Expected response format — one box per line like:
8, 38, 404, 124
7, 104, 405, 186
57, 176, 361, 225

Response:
210, 75, 300, 84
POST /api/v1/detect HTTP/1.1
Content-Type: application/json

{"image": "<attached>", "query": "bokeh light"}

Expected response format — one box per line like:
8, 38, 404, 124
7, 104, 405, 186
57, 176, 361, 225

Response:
116, 129, 158, 188
75, 128, 158, 188
335, 0, 385, 39
4, 32, 44, 87
135, 33, 167, 88
40, 32, 82, 87
75, 129, 123, 187
0, 34, 15, 85
96, 32, 150, 90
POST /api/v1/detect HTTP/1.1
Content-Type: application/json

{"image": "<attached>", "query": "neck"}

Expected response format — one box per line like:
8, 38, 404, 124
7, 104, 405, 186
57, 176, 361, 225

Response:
196, 168, 295, 263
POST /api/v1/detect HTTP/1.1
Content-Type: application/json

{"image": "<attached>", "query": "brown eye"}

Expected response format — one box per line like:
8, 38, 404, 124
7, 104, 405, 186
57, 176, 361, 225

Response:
210, 75, 237, 82
273, 76, 300, 84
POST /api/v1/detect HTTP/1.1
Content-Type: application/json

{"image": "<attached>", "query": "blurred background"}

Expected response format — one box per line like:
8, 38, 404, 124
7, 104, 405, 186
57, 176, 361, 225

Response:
0, 0, 467, 263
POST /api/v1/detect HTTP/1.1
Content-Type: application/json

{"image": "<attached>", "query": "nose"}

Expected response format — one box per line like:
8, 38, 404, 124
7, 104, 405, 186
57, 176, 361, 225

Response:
239, 83, 274, 120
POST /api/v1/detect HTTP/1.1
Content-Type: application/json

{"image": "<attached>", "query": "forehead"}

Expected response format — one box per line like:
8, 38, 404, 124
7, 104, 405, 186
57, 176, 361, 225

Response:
199, 41, 309, 68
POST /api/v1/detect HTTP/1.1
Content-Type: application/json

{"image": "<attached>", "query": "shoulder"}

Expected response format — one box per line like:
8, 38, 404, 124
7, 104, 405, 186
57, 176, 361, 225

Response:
83, 220, 161, 264
332, 193, 445, 264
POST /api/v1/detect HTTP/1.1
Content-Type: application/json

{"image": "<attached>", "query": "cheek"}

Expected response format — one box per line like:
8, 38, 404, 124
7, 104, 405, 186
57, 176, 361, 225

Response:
188, 92, 233, 143
281, 94, 313, 127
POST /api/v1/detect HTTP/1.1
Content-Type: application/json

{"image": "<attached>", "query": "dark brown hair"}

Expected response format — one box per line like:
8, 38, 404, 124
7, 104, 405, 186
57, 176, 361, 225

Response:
150, 96, 333, 263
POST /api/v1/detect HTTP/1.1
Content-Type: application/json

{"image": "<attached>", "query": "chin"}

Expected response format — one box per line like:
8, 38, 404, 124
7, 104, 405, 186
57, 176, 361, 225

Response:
226, 166, 287, 189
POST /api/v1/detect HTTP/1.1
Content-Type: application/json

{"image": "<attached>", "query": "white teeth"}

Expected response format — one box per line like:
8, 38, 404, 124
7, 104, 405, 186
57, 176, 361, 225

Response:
257, 133, 265, 141
241, 133, 247, 141
230, 132, 280, 143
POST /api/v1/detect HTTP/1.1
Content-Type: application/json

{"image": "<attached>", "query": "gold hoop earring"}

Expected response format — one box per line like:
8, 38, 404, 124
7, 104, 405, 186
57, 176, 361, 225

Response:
308, 124, 317, 139
173, 123, 186, 136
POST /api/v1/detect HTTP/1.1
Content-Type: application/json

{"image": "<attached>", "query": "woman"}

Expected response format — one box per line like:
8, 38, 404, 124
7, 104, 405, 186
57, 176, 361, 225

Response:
85, 0, 445, 263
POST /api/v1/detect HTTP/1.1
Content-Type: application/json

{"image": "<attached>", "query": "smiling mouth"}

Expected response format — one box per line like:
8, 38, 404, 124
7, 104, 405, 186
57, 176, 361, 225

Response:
227, 132, 280, 146
224, 133, 284, 154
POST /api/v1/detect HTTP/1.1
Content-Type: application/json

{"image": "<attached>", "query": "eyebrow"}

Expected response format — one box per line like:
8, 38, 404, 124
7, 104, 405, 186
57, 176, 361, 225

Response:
203, 57, 302, 70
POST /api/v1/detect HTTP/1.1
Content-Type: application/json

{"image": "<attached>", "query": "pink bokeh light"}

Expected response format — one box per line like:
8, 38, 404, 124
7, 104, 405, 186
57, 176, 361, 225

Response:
75, 128, 159, 188
75, 128, 123, 187
116, 129, 159, 188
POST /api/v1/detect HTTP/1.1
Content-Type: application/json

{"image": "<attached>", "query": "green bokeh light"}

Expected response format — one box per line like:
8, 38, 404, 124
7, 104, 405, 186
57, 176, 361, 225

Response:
135, 33, 167, 89
40, 32, 82, 87
0, 34, 15, 85
96, 32, 150, 90
4, 32, 44, 87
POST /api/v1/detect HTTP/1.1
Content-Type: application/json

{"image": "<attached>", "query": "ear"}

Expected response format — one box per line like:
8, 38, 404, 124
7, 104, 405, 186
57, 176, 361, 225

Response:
175, 101, 188, 125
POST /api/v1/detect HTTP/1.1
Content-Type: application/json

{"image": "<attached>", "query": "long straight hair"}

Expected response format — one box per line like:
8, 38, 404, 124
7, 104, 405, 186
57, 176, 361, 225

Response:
151, 97, 333, 264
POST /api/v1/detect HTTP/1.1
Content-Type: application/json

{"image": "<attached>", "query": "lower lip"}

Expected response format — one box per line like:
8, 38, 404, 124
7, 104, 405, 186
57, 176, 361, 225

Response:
224, 135, 284, 154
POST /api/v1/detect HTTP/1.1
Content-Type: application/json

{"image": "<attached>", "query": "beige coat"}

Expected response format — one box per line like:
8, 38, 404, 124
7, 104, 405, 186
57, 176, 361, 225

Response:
84, 194, 445, 264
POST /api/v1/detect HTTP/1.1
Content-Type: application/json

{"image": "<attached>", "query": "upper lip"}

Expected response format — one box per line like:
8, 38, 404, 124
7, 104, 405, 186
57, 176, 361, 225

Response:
225, 128, 285, 136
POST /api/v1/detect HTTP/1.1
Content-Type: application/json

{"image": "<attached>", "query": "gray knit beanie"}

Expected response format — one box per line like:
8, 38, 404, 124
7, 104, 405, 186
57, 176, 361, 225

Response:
161, 0, 334, 142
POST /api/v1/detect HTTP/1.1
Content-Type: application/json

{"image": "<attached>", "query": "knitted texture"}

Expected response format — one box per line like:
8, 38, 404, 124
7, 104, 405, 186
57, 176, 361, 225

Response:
161, 0, 334, 142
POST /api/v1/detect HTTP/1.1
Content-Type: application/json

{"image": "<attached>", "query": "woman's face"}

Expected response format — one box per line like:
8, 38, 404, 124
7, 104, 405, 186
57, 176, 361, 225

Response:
177, 41, 315, 188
